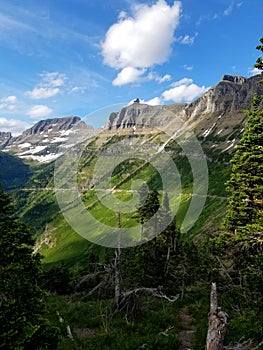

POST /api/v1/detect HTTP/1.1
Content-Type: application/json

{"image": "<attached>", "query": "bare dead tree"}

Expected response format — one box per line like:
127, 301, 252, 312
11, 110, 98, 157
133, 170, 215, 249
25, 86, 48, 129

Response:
206, 282, 228, 350
77, 210, 179, 322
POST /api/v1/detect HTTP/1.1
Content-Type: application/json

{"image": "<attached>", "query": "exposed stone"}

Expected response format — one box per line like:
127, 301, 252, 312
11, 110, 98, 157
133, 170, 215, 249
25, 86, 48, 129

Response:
105, 75, 263, 131
1, 116, 93, 163
221, 75, 247, 85
0, 132, 12, 149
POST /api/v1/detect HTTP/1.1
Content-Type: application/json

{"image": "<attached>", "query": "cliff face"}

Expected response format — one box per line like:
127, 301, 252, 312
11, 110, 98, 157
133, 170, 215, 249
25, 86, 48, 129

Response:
103, 74, 263, 155
186, 74, 263, 122
0, 132, 12, 148
105, 75, 263, 130
105, 104, 165, 129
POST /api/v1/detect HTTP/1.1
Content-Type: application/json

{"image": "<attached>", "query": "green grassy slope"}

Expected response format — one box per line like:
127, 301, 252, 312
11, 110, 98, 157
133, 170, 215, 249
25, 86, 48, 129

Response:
0, 151, 32, 191
9, 130, 233, 268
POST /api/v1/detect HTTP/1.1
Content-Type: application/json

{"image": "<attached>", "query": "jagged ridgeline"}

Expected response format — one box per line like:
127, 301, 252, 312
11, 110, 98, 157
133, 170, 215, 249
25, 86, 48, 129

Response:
1, 74, 262, 265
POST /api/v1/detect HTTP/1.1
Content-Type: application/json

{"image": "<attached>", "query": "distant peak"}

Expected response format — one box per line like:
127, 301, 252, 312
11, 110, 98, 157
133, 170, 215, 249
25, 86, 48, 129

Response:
221, 75, 247, 85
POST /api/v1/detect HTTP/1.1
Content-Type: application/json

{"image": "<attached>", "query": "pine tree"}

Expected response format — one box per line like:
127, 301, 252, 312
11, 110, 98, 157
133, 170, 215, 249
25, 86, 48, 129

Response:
210, 62, 263, 338
0, 188, 59, 349
254, 37, 263, 73
224, 95, 263, 233
207, 41, 263, 341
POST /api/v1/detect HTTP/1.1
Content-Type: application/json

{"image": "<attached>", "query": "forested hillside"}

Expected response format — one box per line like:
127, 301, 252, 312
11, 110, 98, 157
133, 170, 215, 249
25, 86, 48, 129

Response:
0, 39, 262, 350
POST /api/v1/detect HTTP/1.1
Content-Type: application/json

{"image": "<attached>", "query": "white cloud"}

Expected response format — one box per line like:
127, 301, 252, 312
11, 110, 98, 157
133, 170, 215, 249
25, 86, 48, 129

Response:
197, 3, 243, 25
126, 77, 208, 106
112, 68, 171, 86
0, 95, 17, 110
41, 72, 67, 87
112, 67, 146, 86
144, 97, 162, 106
161, 78, 208, 102
176, 33, 198, 46
70, 86, 86, 94
26, 87, 60, 99
25, 72, 67, 99
183, 64, 193, 71
26, 105, 53, 118
102, 0, 181, 85
248, 67, 261, 76
154, 74, 171, 83
223, 3, 234, 16
127, 96, 162, 106
0, 117, 32, 136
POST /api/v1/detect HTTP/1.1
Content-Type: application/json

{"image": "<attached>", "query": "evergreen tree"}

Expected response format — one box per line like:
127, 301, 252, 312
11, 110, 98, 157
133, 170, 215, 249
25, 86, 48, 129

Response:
0, 188, 59, 349
254, 37, 263, 73
210, 76, 263, 339
206, 41, 263, 340
224, 95, 263, 232
137, 189, 160, 226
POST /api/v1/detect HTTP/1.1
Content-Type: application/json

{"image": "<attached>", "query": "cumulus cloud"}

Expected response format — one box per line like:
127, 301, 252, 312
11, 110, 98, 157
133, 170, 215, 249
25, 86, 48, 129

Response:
126, 77, 208, 107
102, 0, 181, 85
26, 105, 53, 118
143, 97, 162, 106
112, 67, 146, 86
26, 87, 60, 99
0, 95, 17, 110
127, 96, 162, 106
113, 68, 172, 86
26, 72, 67, 99
153, 74, 172, 83
0, 117, 32, 136
161, 78, 208, 102
248, 67, 261, 76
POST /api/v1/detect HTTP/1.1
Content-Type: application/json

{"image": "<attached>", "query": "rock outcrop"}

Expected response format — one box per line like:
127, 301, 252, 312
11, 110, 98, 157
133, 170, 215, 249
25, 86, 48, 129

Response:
104, 74, 263, 154
0, 132, 12, 148
1, 116, 92, 163
105, 75, 263, 132
21, 116, 84, 136
221, 74, 247, 84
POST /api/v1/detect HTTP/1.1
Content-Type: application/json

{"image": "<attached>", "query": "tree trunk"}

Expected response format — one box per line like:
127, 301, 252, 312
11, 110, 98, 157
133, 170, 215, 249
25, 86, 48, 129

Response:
206, 282, 228, 350
115, 212, 122, 309
114, 247, 121, 308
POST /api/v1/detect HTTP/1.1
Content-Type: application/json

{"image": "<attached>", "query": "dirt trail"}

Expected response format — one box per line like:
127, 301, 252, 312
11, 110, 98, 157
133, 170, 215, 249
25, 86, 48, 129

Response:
179, 307, 196, 350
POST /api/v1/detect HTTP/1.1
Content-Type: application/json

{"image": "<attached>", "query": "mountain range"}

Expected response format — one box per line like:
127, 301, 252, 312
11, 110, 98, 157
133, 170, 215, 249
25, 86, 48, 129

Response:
1, 74, 262, 166
0, 73, 262, 261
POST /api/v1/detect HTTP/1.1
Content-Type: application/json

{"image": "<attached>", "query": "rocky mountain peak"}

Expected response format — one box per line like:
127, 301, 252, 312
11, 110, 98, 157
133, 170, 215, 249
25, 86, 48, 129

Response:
22, 116, 83, 136
1, 116, 92, 163
105, 103, 164, 130
221, 74, 247, 85
105, 75, 263, 132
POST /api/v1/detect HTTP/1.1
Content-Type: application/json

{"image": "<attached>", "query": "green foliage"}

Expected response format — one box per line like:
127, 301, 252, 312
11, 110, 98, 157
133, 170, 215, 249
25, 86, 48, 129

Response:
207, 91, 263, 344
254, 37, 263, 75
224, 95, 263, 232
41, 262, 73, 295
0, 152, 32, 191
44, 294, 182, 350
0, 187, 60, 349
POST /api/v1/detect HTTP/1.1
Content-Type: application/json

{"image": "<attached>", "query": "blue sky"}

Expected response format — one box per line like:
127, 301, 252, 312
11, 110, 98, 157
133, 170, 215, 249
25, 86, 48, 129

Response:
0, 0, 262, 134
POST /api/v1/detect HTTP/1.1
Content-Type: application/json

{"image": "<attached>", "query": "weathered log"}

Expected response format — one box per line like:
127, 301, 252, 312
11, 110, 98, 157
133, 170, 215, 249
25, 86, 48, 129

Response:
206, 282, 228, 350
